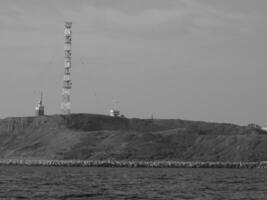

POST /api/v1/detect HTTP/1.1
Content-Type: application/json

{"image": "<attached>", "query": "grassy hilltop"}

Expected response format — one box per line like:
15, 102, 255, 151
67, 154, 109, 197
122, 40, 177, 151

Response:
0, 114, 266, 162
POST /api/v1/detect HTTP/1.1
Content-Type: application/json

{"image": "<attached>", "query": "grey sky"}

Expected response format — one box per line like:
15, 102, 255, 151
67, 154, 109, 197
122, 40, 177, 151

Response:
1, 0, 267, 125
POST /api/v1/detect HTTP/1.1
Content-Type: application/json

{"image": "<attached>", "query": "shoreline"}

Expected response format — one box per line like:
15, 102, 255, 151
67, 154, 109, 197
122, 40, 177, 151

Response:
0, 159, 266, 169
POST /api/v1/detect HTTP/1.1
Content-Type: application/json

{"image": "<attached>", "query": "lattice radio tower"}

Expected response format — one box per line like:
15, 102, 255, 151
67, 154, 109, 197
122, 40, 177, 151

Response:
61, 22, 72, 114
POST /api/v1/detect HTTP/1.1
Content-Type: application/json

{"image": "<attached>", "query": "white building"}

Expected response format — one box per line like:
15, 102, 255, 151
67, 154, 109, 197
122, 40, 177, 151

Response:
110, 109, 120, 117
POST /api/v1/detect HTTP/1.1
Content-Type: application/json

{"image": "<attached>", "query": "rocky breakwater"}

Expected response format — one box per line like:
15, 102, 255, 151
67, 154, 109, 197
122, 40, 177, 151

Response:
0, 159, 264, 169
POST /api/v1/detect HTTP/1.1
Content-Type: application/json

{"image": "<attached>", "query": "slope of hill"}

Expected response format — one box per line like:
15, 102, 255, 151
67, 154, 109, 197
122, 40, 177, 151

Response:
0, 114, 266, 162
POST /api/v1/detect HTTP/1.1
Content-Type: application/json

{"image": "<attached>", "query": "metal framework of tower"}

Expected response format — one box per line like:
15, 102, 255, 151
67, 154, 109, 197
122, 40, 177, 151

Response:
61, 22, 72, 114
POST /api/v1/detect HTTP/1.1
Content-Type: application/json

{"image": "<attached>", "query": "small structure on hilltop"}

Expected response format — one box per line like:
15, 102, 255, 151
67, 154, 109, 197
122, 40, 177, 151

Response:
110, 100, 121, 117
110, 109, 120, 117
35, 92, 44, 116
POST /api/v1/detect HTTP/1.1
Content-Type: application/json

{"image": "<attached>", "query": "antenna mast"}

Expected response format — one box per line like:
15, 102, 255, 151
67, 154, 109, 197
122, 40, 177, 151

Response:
35, 91, 44, 116
61, 22, 72, 114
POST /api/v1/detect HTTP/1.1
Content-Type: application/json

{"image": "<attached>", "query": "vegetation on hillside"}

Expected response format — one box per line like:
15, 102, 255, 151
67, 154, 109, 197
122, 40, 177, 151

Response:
0, 114, 266, 162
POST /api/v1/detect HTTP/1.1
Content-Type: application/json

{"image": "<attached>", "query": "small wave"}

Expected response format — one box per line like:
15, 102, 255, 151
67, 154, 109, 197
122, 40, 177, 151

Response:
58, 193, 102, 199
0, 196, 28, 199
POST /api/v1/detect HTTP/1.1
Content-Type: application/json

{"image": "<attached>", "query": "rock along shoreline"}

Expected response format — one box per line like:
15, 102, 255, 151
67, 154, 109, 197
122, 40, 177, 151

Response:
0, 159, 266, 169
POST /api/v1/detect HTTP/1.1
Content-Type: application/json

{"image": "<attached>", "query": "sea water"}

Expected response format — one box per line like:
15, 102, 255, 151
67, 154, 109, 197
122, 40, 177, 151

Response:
0, 166, 266, 199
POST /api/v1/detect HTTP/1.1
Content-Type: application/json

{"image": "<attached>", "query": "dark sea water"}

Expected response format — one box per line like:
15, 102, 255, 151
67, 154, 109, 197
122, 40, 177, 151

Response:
0, 166, 266, 200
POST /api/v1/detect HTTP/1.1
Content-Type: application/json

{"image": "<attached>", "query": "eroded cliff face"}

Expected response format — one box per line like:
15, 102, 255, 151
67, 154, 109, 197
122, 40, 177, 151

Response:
0, 114, 128, 133
0, 114, 266, 161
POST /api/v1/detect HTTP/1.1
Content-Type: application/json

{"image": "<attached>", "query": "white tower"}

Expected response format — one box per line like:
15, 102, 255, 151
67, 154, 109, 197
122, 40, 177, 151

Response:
61, 22, 72, 114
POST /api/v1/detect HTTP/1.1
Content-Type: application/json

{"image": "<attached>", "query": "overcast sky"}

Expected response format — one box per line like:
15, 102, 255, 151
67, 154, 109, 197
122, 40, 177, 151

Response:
1, 0, 267, 125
